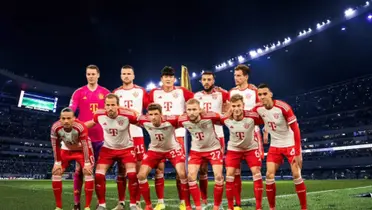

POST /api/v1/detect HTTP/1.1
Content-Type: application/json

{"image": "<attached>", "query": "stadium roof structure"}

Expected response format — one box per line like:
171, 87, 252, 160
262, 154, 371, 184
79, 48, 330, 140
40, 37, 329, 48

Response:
0, 69, 75, 96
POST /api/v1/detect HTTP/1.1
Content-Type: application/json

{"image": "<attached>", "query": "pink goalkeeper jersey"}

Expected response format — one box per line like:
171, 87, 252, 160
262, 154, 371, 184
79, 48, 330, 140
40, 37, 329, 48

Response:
70, 85, 110, 142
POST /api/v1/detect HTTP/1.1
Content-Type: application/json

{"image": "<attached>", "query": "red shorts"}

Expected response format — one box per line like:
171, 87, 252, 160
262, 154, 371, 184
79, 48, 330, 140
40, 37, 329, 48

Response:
61, 149, 94, 170
142, 148, 185, 169
97, 147, 137, 165
267, 146, 295, 165
202, 137, 225, 165
188, 149, 224, 165
133, 137, 146, 161
225, 149, 262, 169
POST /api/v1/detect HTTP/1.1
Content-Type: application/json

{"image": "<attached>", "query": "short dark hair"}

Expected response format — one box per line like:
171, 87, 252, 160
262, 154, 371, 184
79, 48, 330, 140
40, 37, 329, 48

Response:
201, 71, 215, 79
105, 93, 120, 105
86, 64, 100, 74
230, 94, 244, 103
122, 65, 134, 70
257, 83, 270, 90
61, 107, 74, 116
147, 103, 162, 114
161, 66, 175, 77
234, 64, 250, 76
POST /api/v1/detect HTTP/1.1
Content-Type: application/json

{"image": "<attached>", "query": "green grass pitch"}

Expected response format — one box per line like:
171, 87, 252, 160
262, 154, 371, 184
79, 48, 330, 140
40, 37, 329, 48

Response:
0, 179, 371, 209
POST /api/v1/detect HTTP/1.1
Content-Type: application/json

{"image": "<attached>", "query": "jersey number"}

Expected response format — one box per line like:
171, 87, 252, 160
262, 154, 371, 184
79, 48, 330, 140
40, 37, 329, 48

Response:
170, 149, 183, 158
109, 128, 118, 136
210, 150, 221, 160
136, 145, 145, 154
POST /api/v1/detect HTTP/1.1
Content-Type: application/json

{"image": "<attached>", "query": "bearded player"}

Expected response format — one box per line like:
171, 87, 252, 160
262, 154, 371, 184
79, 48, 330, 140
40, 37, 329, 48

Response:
222, 94, 264, 210
112, 65, 149, 210
136, 103, 191, 210
148, 66, 194, 210
253, 84, 307, 210
51, 108, 95, 210
178, 99, 224, 210
85, 94, 139, 210
193, 71, 229, 205
229, 64, 263, 210
70, 65, 110, 210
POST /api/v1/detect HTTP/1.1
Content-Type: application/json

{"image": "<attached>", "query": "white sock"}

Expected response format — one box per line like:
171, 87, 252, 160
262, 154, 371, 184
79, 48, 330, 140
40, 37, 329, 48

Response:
158, 199, 164, 204
99, 203, 106, 208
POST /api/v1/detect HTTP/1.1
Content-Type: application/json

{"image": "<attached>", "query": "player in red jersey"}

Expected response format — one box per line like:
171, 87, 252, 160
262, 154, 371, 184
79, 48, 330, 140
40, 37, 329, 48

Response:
112, 65, 149, 210
253, 84, 307, 210
69, 64, 110, 210
148, 66, 194, 210
85, 94, 139, 210
222, 94, 264, 210
228, 64, 263, 210
178, 99, 224, 210
193, 71, 229, 205
50, 108, 95, 210
136, 103, 191, 210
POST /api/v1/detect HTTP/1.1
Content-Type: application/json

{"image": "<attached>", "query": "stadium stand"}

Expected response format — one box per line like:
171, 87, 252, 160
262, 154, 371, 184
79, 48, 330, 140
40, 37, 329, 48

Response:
0, 72, 371, 180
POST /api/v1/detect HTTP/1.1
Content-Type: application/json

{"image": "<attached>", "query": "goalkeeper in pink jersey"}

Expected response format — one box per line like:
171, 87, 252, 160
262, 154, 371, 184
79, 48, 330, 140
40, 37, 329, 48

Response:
69, 64, 110, 210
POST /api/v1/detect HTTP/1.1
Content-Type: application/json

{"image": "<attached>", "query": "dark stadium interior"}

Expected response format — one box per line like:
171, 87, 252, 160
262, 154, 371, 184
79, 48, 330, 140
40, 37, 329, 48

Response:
0, 0, 371, 187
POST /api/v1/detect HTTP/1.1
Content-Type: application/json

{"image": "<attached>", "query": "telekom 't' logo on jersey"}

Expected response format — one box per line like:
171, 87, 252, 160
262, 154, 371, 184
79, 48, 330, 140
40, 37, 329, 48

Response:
109, 128, 118, 136
123, 100, 133, 108
90, 103, 98, 113
235, 132, 245, 140
268, 122, 277, 131
163, 102, 173, 112
203, 102, 212, 112
195, 132, 205, 140
155, 133, 164, 141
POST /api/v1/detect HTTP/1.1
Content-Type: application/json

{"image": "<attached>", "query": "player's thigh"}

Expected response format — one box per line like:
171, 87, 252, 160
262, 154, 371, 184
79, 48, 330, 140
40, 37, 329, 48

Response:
97, 147, 116, 166
244, 149, 262, 169
199, 161, 209, 175
174, 162, 187, 179
290, 160, 302, 179
267, 147, 284, 166
211, 164, 224, 181
156, 161, 165, 174
120, 148, 137, 171
266, 162, 279, 179
225, 167, 236, 177
225, 151, 243, 170
96, 163, 111, 175
137, 164, 153, 181
187, 164, 201, 181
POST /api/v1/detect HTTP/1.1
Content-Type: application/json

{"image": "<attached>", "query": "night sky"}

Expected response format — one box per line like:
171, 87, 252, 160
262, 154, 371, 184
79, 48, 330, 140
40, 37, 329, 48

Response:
0, 0, 371, 97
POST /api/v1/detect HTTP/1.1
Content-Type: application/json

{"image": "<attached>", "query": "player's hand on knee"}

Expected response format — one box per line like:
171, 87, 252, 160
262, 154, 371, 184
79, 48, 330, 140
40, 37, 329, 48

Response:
52, 164, 63, 175
83, 163, 93, 175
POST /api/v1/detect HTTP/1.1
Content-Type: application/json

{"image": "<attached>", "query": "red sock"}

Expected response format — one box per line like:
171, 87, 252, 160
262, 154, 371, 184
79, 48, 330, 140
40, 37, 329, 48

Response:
116, 175, 126, 202
294, 178, 307, 210
52, 175, 63, 208
180, 179, 191, 207
84, 175, 94, 208
139, 179, 152, 205
234, 173, 242, 206
213, 181, 224, 207
155, 175, 164, 200
189, 181, 201, 208
176, 178, 182, 200
225, 176, 235, 210
199, 174, 208, 202
73, 171, 83, 205
136, 180, 141, 203
95, 173, 106, 205
265, 179, 276, 208
127, 172, 139, 205
253, 174, 263, 210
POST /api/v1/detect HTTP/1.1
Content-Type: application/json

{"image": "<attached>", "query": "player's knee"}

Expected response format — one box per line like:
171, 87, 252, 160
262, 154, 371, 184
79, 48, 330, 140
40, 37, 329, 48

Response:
188, 173, 197, 182
199, 166, 208, 175
292, 171, 301, 179
214, 174, 224, 183
137, 172, 147, 181
177, 170, 187, 179
155, 168, 164, 174
266, 172, 275, 180
52, 170, 62, 176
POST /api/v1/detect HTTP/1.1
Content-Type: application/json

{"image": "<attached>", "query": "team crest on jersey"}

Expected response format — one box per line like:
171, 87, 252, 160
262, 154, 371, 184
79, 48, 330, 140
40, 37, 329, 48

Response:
99, 93, 104, 99
118, 120, 124, 126
83, 96, 87, 100
201, 123, 208, 129
212, 93, 218, 100
133, 91, 139, 98
172, 92, 179, 98
244, 123, 250, 129
246, 93, 252, 99
274, 113, 280, 119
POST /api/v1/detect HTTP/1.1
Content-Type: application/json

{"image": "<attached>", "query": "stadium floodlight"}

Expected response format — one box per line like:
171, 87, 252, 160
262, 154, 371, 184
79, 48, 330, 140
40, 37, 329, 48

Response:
158, 81, 163, 86
257, 48, 263, 54
308, 28, 312, 32
201, 70, 205, 74
270, 44, 276, 50
192, 72, 197, 78
146, 82, 156, 90
327, 19, 331, 24
237, 55, 245, 63
228, 60, 233, 66
341, 27, 346, 31
344, 8, 356, 17
368, 14, 372, 20
249, 50, 258, 58
276, 41, 281, 46
174, 78, 178, 83
365, 1, 370, 7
